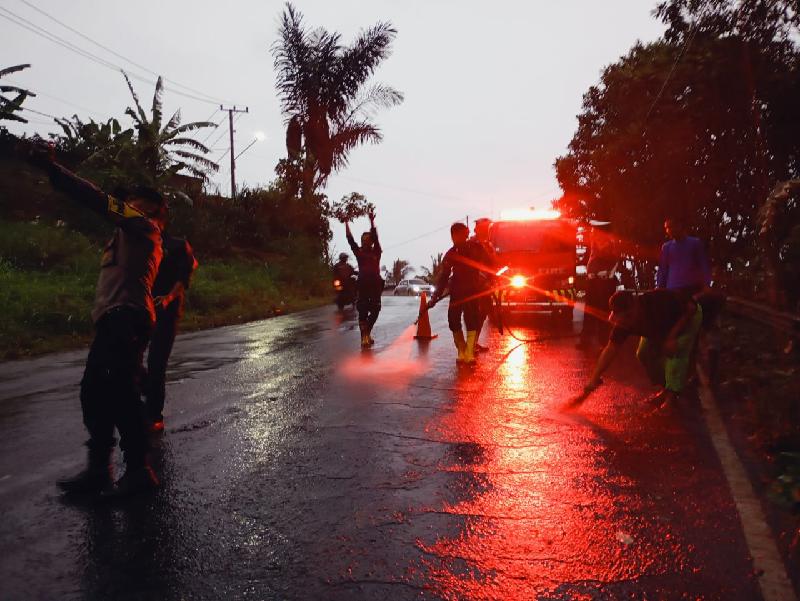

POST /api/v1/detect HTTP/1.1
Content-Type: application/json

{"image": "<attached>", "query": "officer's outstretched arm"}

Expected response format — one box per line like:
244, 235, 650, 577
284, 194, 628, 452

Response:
46, 162, 139, 224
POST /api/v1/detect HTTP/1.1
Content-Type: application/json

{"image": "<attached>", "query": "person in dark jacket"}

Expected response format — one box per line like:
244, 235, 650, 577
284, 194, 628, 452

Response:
470, 218, 497, 353
430, 222, 493, 364
345, 212, 383, 347
30, 149, 163, 497
145, 232, 198, 432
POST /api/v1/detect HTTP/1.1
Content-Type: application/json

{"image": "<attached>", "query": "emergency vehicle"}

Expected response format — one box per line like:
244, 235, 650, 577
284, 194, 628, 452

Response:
490, 209, 578, 321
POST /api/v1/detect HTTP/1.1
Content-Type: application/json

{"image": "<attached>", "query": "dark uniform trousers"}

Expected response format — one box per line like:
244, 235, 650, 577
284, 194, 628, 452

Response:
357, 276, 383, 328
145, 300, 181, 421
80, 307, 151, 468
448, 296, 481, 332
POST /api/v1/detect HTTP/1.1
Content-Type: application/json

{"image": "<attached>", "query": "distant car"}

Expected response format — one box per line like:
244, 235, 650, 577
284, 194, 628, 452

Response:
393, 278, 435, 297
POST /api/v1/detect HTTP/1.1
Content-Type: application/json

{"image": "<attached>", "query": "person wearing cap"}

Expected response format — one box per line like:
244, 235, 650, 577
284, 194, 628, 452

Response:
577, 223, 619, 349
580, 289, 703, 409
30, 150, 164, 497
144, 229, 198, 432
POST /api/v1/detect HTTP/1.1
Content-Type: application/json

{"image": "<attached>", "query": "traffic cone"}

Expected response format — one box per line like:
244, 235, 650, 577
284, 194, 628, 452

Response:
414, 292, 438, 340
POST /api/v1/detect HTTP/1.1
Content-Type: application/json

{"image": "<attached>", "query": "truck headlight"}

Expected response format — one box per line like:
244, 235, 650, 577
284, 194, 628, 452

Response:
510, 275, 527, 288
568, 276, 575, 285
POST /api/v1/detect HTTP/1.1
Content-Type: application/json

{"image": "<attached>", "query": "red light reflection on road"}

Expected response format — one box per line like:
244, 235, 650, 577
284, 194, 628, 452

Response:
418, 334, 672, 599
337, 325, 427, 389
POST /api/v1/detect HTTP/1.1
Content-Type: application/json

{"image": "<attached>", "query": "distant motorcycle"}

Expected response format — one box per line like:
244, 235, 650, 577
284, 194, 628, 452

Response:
333, 273, 358, 311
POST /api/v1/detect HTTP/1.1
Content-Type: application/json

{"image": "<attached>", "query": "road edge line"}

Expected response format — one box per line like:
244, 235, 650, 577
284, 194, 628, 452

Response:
697, 367, 797, 601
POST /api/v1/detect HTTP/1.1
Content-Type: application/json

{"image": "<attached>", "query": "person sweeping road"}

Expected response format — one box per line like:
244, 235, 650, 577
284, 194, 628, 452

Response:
429, 222, 493, 365
345, 211, 383, 348
577, 289, 703, 409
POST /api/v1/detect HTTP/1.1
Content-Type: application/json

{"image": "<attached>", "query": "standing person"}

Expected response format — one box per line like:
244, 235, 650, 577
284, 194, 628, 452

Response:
429, 223, 492, 365
577, 224, 619, 349
30, 149, 163, 497
470, 218, 497, 353
580, 289, 703, 409
345, 212, 383, 348
657, 217, 711, 295
145, 231, 198, 432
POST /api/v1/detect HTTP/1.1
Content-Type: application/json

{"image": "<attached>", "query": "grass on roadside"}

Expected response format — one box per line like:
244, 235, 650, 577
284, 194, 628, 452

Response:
0, 219, 329, 360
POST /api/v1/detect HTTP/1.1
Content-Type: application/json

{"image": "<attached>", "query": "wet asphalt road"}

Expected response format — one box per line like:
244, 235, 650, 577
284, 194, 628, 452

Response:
0, 297, 763, 600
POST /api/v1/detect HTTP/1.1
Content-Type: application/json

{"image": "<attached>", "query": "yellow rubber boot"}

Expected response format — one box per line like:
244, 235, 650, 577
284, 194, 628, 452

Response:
359, 321, 370, 348
452, 331, 467, 362
464, 331, 477, 364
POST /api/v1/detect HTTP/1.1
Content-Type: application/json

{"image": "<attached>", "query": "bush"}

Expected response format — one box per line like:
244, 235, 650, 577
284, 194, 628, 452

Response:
0, 219, 99, 272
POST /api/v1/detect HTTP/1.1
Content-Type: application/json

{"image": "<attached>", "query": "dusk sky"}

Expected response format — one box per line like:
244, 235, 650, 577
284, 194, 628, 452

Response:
3, 0, 666, 269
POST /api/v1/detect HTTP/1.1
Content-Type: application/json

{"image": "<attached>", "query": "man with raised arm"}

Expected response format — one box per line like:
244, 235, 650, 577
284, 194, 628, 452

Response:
30, 147, 164, 497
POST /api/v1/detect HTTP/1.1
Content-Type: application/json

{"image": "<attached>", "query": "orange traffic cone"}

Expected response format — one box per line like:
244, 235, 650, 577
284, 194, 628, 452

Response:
414, 292, 438, 340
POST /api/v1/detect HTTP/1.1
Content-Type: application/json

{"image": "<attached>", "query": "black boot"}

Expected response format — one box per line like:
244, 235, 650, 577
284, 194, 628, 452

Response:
57, 446, 113, 495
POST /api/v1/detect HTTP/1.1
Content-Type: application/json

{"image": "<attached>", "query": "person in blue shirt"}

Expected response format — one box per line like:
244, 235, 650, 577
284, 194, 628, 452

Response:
656, 217, 711, 295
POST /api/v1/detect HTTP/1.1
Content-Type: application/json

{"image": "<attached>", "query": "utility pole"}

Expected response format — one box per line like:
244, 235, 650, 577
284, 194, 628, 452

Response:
220, 105, 248, 199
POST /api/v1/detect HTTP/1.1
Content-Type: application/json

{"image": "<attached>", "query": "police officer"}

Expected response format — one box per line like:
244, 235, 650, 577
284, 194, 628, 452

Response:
31, 149, 163, 497
345, 212, 383, 347
145, 230, 198, 432
430, 222, 492, 365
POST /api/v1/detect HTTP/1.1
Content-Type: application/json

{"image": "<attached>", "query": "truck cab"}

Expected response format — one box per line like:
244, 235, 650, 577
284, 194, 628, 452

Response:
490, 210, 578, 321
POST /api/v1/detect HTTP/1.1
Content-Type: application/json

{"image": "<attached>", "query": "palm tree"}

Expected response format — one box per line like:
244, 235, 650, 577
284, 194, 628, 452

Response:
122, 73, 218, 186
384, 258, 413, 285
419, 253, 444, 284
0, 64, 35, 123
272, 3, 403, 195
52, 115, 134, 163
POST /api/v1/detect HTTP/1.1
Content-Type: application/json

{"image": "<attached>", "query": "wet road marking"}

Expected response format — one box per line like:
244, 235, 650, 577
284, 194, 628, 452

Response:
698, 369, 797, 601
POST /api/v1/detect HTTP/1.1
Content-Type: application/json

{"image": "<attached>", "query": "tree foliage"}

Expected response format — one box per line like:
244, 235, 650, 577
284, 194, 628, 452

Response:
272, 3, 403, 196
384, 258, 413, 284
0, 64, 34, 124
46, 73, 218, 198
329, 191, 375, 222
122, 73, 218, 186
419, 253, 444, 284
554, 0, 800, 297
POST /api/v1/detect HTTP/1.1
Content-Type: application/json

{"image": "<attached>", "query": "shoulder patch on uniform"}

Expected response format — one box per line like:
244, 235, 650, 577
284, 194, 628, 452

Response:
107, 195, 145, 218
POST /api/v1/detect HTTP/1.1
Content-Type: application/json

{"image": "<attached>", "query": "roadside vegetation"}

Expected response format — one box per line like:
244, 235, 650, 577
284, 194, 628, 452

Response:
0, 3, 402, 360
556, 0, 800, 551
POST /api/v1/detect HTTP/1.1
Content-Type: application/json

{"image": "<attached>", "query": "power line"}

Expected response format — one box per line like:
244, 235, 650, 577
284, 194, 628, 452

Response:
0, 6, 230, 106
18, 0, 233, 105
210, 112, 242, 156
382, 223, 452, 250
6, 79, 108, 119
642, 9, 704, 127
21, 105, 57, 119
201, 116, 226, 145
